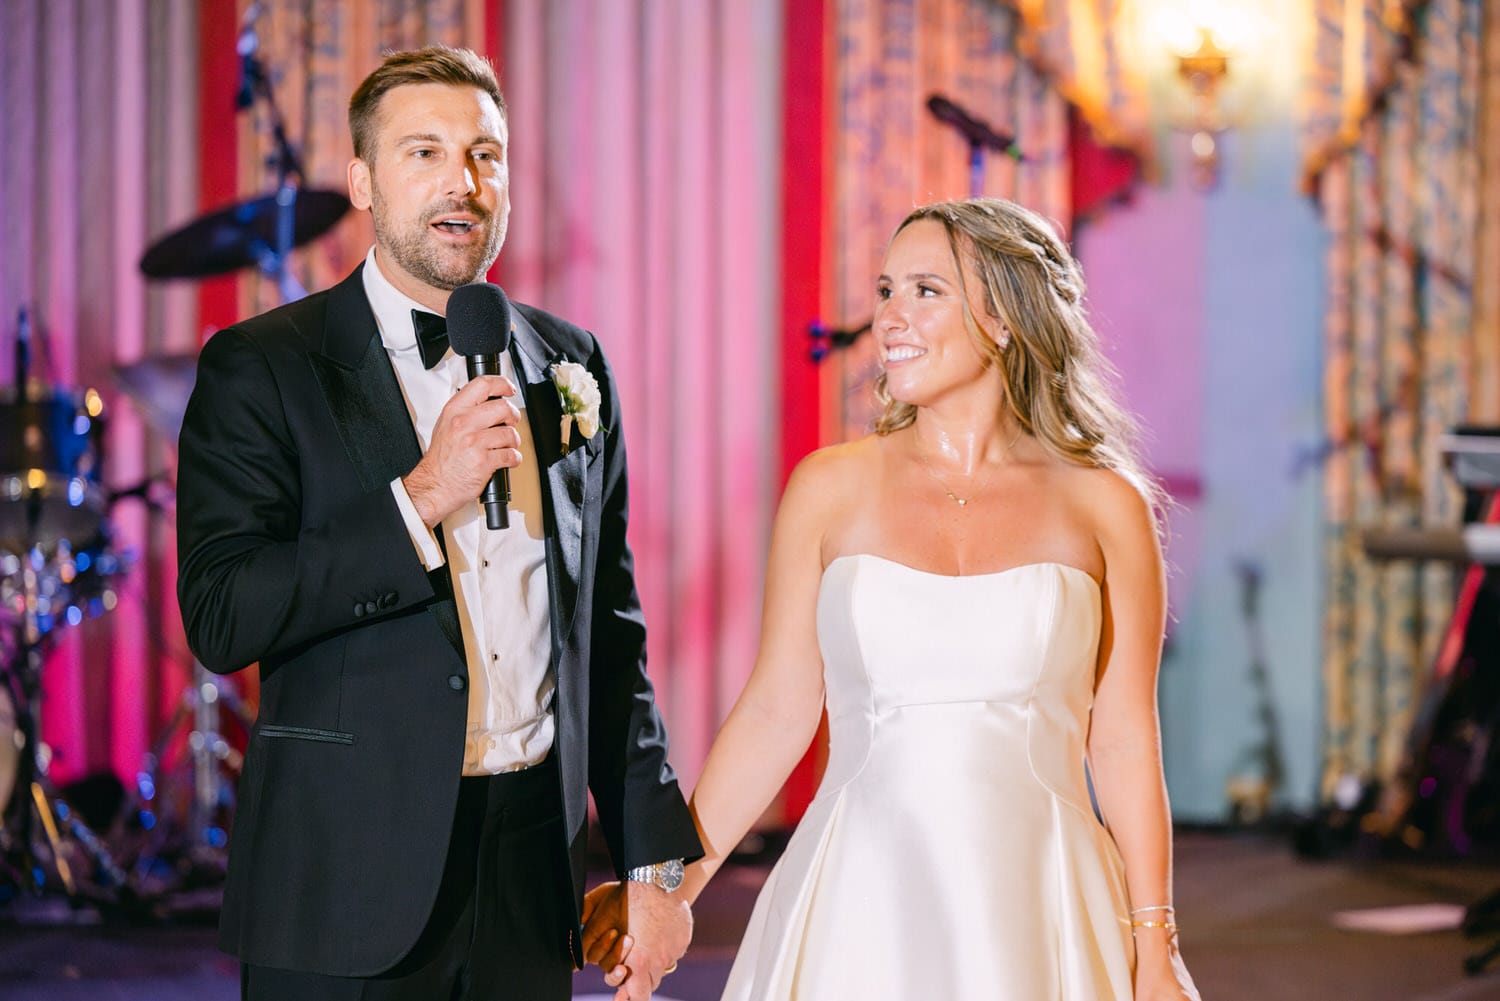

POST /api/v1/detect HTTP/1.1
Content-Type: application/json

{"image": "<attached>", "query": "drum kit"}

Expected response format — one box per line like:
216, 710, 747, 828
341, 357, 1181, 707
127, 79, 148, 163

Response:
0, 12, 350, 917
0, 341, 131, 908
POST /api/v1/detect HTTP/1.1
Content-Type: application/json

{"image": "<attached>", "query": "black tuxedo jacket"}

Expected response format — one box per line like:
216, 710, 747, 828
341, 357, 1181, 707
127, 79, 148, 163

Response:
176, 265, 701, 976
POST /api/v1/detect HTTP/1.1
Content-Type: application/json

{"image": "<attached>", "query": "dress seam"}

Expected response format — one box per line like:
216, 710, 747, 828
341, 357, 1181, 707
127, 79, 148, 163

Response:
1024, 570, 1060, 794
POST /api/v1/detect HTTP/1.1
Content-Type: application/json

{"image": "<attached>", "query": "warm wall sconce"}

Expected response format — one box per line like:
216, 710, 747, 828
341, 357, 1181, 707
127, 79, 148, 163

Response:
1152, 2, 1256, 189
1176, 24, 1232, 188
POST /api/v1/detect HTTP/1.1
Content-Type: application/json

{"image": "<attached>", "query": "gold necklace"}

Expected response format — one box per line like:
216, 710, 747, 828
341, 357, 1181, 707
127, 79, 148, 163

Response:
916, 427, 1023, 507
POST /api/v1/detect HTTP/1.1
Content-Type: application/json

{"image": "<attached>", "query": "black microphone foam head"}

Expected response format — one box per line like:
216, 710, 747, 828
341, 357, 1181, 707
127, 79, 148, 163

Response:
446, 282, 513, 356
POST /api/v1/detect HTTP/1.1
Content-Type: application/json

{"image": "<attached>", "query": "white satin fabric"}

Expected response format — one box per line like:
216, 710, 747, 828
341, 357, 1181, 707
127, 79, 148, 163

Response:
721, 555, 1136, 1000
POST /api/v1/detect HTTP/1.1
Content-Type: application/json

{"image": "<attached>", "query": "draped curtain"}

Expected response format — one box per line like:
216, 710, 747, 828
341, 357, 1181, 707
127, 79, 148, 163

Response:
1, 0, 199, 787
1302, 0, 1425, 191
1311, 0, 1497, 798
497, 2, 784, 783
1011, 0, 1151, 152
828, 0, 1077, 439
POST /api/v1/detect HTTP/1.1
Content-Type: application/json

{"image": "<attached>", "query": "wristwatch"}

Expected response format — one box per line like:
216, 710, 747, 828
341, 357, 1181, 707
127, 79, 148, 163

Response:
625, 858, 685, 892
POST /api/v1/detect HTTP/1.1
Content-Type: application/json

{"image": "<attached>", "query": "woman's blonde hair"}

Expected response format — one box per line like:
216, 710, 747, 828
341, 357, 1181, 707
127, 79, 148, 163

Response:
875, 197, 1164, 518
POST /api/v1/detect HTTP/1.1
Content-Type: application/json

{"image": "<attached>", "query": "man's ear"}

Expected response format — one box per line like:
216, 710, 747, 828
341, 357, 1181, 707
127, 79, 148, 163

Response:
348, 158, 372, 211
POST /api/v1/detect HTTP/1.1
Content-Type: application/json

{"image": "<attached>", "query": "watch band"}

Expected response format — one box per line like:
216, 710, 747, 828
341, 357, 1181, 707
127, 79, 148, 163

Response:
625, 858, 685, 891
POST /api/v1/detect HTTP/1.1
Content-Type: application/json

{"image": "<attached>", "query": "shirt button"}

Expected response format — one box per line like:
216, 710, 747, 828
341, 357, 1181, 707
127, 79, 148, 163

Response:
447, 675, 465, 691
482, 560, 489, 568
491, 653, 499, 662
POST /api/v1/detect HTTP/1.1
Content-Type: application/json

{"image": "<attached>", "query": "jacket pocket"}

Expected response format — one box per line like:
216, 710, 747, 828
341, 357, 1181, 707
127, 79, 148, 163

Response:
256, 723, 356, 745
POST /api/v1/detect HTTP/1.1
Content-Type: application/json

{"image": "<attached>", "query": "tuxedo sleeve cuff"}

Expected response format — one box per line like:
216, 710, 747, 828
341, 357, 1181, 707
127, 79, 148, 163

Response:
389, 477, 445, 571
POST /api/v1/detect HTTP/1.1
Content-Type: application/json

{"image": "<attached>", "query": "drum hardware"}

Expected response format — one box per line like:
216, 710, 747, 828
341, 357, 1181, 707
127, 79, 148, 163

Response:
123, 660, 252, 897
117, 8, 354, 898
100, 412, 249, 899
0, 587, 135, 910
6, 10, 355, 916
112, 354, 199, 443
138, 5, 349, 303
0, 331, 141, 910
138, 189, 349, 294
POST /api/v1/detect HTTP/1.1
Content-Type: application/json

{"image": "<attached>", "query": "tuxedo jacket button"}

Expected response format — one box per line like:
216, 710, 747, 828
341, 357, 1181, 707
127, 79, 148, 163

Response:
364, 600, 378, 615
447, 674, 465, 691
353, 603, 366, 618
382, 592, 397, 607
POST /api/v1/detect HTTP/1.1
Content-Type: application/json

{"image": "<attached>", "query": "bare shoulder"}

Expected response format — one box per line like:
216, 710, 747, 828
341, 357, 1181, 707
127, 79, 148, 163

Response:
782, 436, 880, 508
1054, 463, 1160, 551
776, 436, 883, 558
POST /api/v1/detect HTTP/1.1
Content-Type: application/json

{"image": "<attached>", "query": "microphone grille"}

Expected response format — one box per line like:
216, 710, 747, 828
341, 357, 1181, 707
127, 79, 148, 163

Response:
446, 282, 513, 356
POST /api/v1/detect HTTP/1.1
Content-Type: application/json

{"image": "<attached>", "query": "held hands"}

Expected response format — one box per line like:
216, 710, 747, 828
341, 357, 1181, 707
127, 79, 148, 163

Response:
403, 374, 520, 528
581, 881, 692, 1001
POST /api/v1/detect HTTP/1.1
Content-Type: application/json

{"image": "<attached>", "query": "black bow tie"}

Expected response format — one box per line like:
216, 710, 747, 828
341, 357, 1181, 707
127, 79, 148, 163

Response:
411, 310, 449, 369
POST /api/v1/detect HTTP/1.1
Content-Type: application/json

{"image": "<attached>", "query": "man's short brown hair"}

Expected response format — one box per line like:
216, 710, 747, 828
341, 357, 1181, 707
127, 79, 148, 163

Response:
348, 46, 506, 162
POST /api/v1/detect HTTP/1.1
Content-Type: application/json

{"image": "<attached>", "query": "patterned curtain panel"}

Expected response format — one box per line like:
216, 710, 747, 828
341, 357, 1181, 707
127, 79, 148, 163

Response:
1315, 0, 1489, 801
831, 0, 1074, 439
1477, 6, 1500, 421
1303, 0, 1424, 191
1010, 0, 1150, 152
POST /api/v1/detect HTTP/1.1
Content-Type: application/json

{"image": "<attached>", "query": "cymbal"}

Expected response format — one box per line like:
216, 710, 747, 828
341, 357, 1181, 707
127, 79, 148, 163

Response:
140, 189, 352, 279
114, 354, 199, 440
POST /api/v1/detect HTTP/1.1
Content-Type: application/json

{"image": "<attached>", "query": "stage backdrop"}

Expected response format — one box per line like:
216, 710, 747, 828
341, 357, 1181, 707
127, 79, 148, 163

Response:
0, 0, 785, 799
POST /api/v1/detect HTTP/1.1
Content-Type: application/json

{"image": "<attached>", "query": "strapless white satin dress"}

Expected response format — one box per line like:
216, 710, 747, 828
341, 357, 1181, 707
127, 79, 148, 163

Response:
720, 555, 1136, 1000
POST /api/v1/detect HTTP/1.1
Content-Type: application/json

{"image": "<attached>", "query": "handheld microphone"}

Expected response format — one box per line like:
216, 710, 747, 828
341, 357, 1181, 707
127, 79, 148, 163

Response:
446, 282, 515, 530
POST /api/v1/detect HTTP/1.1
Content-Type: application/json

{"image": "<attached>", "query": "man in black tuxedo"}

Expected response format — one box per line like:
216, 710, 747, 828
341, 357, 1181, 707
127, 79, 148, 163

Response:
176, 46, 699, 1001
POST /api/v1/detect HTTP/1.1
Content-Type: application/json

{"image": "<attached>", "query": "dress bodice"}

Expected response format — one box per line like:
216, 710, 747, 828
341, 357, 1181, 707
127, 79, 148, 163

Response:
721, 553, 1135, 1001
816, 554, 1103, 816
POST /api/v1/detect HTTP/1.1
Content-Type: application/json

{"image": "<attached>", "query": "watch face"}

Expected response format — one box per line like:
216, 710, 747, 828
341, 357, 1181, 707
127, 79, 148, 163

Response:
659, 858, 685, 891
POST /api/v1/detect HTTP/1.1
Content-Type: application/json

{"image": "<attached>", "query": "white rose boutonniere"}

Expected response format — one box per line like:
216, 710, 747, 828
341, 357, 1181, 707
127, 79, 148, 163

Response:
551, 361, 603, 455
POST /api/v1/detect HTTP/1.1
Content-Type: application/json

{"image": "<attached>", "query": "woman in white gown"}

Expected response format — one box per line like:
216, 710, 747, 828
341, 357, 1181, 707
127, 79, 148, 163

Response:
587, 198, 1201, 1001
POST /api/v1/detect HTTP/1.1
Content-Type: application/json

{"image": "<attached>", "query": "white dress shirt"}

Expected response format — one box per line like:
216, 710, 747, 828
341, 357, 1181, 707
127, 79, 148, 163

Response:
362, 248, 555, 775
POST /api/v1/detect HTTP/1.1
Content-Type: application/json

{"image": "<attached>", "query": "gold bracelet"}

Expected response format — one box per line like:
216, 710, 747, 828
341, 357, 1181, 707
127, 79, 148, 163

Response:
1130, 920, 1178, 931
1129, 904, 1174, 915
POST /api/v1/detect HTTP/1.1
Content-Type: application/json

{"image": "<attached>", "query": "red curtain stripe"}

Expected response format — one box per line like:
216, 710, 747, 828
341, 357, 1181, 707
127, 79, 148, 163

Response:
196, 0, 240, 339
778, 0, 829, 824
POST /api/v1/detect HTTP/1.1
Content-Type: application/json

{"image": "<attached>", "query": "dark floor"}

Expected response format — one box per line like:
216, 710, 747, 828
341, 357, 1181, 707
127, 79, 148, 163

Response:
2, 832, 1499, 1000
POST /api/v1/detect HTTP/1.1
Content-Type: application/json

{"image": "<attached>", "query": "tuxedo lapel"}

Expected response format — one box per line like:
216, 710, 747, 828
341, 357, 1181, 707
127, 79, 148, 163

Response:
509, 312, 585, 648
308, 265, 464, 659
309, 267, 422, 490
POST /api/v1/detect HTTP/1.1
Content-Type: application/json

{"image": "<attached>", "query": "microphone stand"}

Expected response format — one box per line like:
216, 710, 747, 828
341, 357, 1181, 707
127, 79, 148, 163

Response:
925, 94, 1024, 197
807, 95, 1026, 362
238, 22, 307, 304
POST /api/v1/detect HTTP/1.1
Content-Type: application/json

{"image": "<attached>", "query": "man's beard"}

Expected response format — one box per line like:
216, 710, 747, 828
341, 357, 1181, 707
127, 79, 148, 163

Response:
371, 189, 504, 291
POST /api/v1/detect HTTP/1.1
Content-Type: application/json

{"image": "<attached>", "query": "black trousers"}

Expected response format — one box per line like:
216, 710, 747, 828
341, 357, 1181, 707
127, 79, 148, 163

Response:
243, 756, 575, 1001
